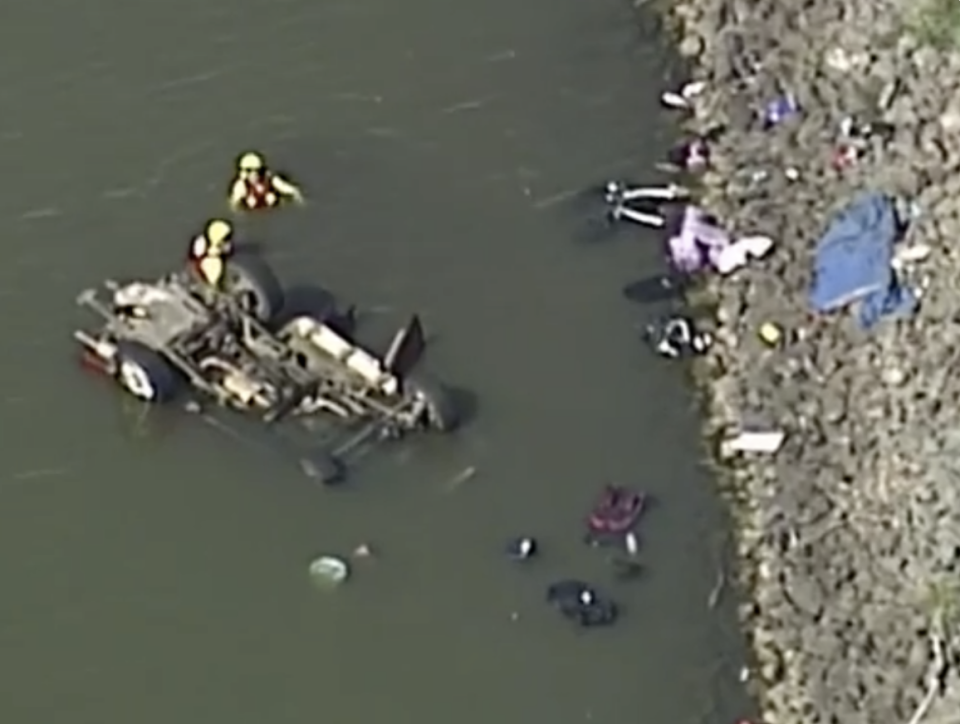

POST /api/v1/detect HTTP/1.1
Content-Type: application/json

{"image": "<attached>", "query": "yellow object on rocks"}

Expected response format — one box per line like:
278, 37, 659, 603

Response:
758, 322, 783, 346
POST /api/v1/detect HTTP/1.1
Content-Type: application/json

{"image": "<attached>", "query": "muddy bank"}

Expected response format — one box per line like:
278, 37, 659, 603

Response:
656, 1, 960, 723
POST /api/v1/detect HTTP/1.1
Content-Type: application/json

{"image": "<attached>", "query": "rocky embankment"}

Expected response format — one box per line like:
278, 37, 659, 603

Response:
661, 1, 960, 723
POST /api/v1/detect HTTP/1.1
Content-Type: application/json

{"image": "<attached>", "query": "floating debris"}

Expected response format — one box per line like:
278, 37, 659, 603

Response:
308, 555, 349, 588
352, 543, 373, 558
444, 465, 477, 492
506, 536, 537, 560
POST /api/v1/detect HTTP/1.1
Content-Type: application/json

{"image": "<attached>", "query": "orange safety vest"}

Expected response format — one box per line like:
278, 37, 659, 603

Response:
243, 173, 276, 209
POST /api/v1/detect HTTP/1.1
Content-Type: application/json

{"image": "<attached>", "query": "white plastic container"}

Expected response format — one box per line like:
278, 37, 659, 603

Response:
719, 430, 786, 457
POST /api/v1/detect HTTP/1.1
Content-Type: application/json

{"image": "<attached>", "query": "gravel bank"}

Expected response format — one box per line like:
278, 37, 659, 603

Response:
657, 1, 960, 723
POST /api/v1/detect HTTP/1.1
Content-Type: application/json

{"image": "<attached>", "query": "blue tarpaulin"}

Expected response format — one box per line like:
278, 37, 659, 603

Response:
807, 192, 917, 328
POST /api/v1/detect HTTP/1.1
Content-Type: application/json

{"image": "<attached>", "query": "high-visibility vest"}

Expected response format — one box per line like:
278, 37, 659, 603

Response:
190, 234, 228, 259
198, 256, 225, 287
243, 174, 274, 208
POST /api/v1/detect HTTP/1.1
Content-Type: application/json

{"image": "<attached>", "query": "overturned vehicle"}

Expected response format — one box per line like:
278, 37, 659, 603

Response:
73, 254, 459, 482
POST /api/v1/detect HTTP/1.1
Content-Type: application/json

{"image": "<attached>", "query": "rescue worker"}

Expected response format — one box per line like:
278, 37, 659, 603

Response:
189, 218, 234, 288
228, 151, 303, 211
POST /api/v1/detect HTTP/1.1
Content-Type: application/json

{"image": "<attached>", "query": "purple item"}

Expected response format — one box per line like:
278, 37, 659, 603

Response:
763, 95, 799, 127
686, 140, 709, 169
667, 206, 730, 273
667, 138, 710, 171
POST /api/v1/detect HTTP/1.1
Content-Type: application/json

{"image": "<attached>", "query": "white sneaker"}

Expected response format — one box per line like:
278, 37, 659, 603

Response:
681, 81, 706, 99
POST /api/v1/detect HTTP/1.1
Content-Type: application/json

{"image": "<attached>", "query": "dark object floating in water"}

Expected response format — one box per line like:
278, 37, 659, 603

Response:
643, 316, 713, 359
505, 536, 537, 560
622, 274, 685, 305
300, 449, 345, 486
611, 557, 643, 580
546, 580, 618, 627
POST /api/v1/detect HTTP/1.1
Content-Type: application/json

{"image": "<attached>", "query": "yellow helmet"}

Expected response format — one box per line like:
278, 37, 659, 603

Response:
205, 219, 233, 245
238, 152, 265, 172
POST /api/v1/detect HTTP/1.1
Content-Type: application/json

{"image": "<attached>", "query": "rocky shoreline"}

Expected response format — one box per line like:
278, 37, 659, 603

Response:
656, 1, 960, 723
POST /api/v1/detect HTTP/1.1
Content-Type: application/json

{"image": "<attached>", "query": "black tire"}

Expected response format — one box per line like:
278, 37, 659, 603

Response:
223, 254, 284, 323
299, 450, 345, 486
115, 342, 181, 403
408, 374, 459, 432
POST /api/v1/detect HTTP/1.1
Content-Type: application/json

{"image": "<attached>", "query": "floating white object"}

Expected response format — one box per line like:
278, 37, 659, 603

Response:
720, 431, 786, 457
308, 555, 349, 587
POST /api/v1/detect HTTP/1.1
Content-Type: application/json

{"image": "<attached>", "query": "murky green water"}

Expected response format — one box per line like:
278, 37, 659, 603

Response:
0, 1, 752, 723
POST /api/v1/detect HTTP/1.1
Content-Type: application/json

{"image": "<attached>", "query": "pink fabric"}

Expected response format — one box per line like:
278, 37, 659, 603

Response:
667, 206, 730, 273
685, 140, 709, 170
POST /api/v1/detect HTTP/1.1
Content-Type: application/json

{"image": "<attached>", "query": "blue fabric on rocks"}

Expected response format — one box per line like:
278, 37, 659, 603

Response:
808, 192, 917, 328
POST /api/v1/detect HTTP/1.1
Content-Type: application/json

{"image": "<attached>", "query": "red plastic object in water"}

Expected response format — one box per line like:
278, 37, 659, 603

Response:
588, 486, 645, 533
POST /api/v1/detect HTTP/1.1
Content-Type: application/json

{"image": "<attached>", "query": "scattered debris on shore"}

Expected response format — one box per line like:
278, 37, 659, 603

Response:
655, 0, 960, 722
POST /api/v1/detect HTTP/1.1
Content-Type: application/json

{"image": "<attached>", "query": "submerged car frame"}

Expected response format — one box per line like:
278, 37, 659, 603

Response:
73, 254, 459, 482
